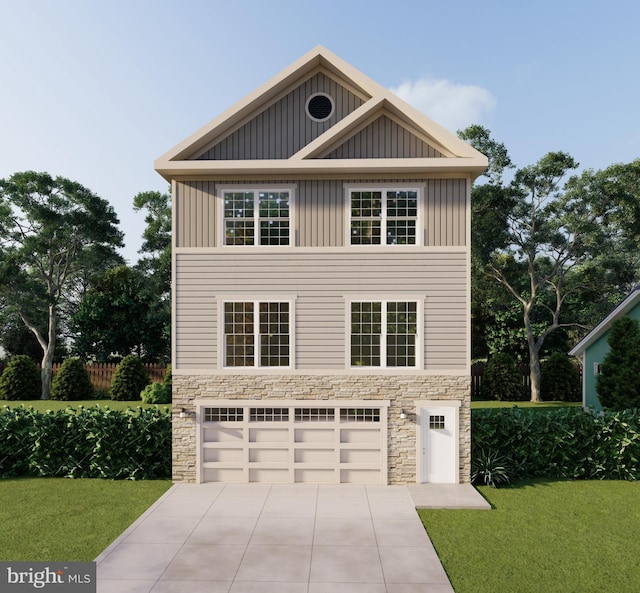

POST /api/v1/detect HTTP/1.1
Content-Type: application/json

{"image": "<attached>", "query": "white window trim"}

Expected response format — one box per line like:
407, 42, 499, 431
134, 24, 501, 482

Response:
220, 297, 296, 370
218, 185, 296, 247
345, 298, 423, 370
344, 184, 423, 247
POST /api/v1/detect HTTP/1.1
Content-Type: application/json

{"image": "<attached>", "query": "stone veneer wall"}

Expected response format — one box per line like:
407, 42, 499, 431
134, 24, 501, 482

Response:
172, 374, 470, 485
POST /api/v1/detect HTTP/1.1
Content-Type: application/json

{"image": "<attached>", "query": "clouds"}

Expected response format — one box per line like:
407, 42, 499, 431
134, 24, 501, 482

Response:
389, 78, 496, 132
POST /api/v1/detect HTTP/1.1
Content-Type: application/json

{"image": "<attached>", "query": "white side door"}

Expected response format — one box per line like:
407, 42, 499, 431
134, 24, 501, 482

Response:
420, 406, 457, 483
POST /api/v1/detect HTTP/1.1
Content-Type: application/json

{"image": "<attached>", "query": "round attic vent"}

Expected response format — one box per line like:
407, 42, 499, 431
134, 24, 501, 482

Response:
306, 93, 334, 122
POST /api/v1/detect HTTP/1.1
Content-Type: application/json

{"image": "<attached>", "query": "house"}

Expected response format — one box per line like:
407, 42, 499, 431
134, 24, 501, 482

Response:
569, 288, 640, 410
155, 46, 487, 485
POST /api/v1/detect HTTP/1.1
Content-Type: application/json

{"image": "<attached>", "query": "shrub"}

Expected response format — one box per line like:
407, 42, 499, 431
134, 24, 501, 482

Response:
0, 355, 41, 400
481, 353, 526, 401
541, 352, 581, 402
164, 364, 172, 387
0, 406, 171, 479
596, 316, 640, 411
140, 382, 171, 404
109, 356, 150, 401
50, 358, 94, 401
471, 448, 512, 487
472, 407, 640, 480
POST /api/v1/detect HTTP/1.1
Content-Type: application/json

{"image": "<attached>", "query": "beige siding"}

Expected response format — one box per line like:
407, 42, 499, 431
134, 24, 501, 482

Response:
196, 72, 364, 160
175, 181, 217, 248
425, 179, 467, 246
325, 116, 443, 159
175, 178, 467, 249
174, 251, 467, 371
297, 180, 344, 247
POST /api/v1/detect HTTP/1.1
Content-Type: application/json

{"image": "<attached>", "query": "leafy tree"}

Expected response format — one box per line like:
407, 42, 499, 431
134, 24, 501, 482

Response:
0, 355, 40, 400
540, 352, 581, 402
50, 357, 94, 401
480, 352, 526, 401
110, 355, 150, 401
459, 126, 517, 359
596, 316, 640, 410
70, 265, 167, 362
132, 189, 171, 360
482, 152, 639, 401
0, 172, 123, 398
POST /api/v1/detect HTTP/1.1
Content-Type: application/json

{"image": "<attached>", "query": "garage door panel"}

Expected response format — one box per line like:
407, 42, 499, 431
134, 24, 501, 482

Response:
295, 428, 334, 443
199, 402, 387, 484
204, 427, 243, 442
249, 448, 289, 462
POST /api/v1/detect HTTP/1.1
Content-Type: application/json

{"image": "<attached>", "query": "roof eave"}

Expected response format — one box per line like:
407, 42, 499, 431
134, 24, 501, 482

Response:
154, 157, 488, 181
569, 289, 640, 356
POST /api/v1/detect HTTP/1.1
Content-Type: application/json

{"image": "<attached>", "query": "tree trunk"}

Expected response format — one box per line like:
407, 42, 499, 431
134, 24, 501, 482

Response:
40, 305, 57, 400
524, 304, 543, 402
529, 349, 542, 402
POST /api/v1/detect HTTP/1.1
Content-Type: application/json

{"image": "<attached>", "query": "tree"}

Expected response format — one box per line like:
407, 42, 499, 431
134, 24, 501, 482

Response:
70, 265, 167, 362
487, 152, 640, 401
596, 316, 640, 410
0, 172, 123, 398
133, 189, 171, 358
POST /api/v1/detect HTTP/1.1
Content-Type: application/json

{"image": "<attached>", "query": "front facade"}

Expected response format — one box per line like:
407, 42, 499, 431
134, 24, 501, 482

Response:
569, 289, 640, 410
156, 47, 487, 485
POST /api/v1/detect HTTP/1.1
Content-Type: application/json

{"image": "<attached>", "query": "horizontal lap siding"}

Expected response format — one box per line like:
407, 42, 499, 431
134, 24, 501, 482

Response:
175, 252, 467, 371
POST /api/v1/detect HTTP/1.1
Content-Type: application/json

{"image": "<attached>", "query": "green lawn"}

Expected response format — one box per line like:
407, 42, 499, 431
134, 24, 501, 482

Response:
471, 400, 582, 411
419, 479, 640, 593
0, 477, 172, 561
0, 399, 170, 412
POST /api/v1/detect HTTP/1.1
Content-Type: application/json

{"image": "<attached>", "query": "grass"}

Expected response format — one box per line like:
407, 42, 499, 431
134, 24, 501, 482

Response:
0, 477, 172, 561
471, 400, 582, 411
0, 399, 170, 412
419, 479, 640, 593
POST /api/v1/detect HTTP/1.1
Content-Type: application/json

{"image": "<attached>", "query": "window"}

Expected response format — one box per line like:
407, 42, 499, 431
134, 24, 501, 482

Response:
306, 92, 334, 122
223, 190, 290, 246
429, 415, 446, 430
204, 407, 244, 422
350, 301, 418, 368
349, 189, 418, 245
224, 301, 291, 367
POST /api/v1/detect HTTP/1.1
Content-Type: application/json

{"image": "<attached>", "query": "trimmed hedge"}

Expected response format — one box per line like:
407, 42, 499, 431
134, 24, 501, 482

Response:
473, 407, 640, 481
0, 406, 170, 479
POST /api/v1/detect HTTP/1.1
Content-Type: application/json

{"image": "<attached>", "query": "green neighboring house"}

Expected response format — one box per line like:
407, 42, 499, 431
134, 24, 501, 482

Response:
569, 289, 640, 410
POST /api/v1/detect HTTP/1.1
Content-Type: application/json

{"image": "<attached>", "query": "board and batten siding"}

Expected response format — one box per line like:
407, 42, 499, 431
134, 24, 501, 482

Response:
325, 115, 443, 159
174, 251, 467, 372
195, 72, 364, 160
174, 178, 467, 249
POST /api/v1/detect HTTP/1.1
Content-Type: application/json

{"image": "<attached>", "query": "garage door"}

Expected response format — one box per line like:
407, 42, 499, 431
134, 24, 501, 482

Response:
197, 400, 388, 484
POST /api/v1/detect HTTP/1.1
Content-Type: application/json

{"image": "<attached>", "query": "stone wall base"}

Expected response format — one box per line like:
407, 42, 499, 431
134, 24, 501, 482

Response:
172, 374, 470, 485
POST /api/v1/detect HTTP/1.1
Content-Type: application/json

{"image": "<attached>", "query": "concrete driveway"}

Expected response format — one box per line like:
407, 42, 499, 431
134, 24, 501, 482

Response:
96, 483, 488, 593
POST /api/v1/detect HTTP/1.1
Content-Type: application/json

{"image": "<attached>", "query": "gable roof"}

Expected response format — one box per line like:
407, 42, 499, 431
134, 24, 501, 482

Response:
155, 46, 487, 180
569, 288, 640, 356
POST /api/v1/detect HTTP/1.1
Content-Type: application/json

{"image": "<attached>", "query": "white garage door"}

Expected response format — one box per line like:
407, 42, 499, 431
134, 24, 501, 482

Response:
197, 400, 388, 484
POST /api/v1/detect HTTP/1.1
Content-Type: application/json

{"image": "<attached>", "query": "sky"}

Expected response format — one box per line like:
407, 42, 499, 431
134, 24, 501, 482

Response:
1, 0, 639, 263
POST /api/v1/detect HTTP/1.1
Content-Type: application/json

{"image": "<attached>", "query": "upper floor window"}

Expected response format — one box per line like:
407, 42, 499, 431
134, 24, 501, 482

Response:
350, 300, 418, 368
349, 188, 419, 245
223, 301, 291, 368
223, 190, 291, 246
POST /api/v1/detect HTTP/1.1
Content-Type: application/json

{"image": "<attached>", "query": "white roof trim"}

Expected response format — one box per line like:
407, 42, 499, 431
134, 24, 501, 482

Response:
569, 289, 640, 356
155, 45, 487, 177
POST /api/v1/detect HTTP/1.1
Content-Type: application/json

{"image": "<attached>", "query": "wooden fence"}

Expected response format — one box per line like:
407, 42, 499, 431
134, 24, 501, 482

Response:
471, 361, 531, 400
2, 360, 532, 397
0, 361, 167, 391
